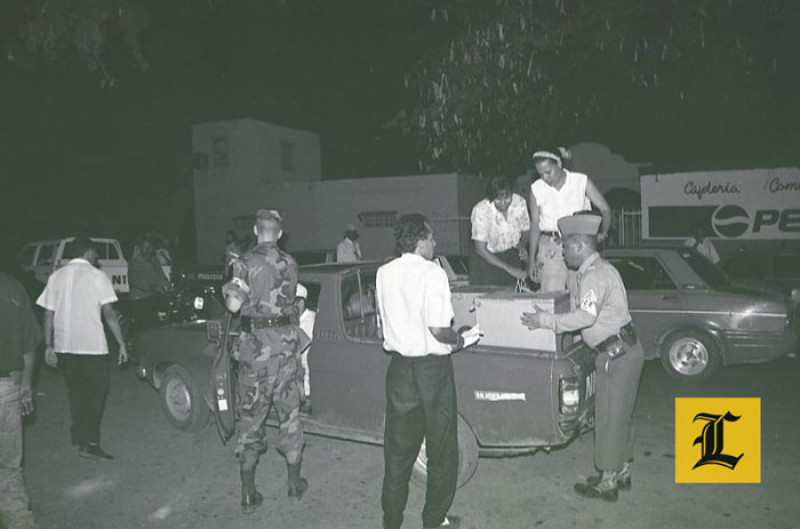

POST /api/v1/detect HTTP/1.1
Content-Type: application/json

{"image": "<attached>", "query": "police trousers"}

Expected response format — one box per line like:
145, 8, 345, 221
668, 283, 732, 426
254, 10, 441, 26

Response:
382, 353, 458, 529
593, 340, 644, 472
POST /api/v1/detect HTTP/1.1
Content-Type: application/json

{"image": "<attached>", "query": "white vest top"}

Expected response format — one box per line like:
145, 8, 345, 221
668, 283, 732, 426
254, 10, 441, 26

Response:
531, 170, 591, 232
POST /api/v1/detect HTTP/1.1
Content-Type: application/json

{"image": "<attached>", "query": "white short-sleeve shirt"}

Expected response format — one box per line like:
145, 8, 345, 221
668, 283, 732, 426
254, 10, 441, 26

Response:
337, 238, 362, 263
376, 253, 455, 357
531, 170, 591, 232
471, 193, 531, 253
36, 258, 118, 355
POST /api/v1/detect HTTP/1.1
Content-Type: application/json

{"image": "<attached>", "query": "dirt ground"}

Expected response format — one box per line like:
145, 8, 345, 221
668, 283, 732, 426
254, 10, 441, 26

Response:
21, 355, 800, 529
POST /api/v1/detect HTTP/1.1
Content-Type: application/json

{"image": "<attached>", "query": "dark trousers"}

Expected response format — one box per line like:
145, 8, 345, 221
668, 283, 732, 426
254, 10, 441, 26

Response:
594, 340, 644, 471
57, 353, 109, 447
382, 354, 458, 529
468, 246, 523, 286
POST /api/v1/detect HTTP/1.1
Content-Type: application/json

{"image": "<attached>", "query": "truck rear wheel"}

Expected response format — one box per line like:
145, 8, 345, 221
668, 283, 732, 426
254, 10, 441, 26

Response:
410, 414, 479, 490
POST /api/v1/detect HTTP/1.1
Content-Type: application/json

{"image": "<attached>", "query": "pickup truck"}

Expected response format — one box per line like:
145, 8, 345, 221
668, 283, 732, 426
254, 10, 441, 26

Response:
18, 237, 170, 294
133, 262, 596, 488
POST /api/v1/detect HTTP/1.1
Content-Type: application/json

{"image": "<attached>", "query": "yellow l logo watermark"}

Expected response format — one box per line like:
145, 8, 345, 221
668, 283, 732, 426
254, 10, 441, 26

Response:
675, 398, 761, 483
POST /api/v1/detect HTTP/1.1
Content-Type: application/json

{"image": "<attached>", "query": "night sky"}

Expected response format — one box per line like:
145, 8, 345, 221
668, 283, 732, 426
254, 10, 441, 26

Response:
1, 0, 798, 251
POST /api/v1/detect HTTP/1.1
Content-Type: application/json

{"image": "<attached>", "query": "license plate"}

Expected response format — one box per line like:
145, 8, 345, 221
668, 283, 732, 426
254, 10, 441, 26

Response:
585, 371, 595, 398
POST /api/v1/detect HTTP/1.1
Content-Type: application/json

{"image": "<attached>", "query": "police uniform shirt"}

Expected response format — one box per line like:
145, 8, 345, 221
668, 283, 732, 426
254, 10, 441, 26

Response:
537, 252, 632, 347
531, 170, 592, 232
376, 253, 454, 357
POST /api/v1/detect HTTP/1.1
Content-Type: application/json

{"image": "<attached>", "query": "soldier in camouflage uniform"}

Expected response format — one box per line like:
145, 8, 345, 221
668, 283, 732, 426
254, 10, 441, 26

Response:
223, 209, 311, 514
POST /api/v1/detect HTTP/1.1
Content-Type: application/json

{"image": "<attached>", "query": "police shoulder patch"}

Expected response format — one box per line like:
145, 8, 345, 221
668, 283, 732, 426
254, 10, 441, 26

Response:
580, 289, 598, 316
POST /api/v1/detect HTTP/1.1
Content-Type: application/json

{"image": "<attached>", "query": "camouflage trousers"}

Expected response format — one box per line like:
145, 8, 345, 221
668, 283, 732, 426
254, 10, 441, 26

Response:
234, 327, 309, 465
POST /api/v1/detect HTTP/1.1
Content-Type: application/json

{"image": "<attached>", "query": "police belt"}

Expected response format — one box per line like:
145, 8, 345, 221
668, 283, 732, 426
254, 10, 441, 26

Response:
593, 322, 637, 359
242, 315, 292, 331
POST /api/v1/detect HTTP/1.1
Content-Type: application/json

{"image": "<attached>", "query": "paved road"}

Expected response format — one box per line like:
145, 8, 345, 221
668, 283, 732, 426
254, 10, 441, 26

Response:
23, 355, 800, 529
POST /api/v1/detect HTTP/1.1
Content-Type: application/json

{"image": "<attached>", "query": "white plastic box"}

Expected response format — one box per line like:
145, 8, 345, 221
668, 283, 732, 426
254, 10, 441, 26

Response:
474, 291, 570, 351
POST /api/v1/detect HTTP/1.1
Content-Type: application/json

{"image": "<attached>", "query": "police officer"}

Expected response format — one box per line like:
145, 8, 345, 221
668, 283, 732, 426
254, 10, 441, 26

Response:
223, 209, 311, 514
520, 213, 644, 501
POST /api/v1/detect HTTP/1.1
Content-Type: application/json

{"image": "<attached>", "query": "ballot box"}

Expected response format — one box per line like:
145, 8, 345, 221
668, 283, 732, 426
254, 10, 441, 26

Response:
451, 286, 504, 332
474, 290, 570, 351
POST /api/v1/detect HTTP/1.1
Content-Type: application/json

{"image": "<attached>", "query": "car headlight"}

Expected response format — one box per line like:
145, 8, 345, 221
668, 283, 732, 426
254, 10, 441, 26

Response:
193, 296, 205, 310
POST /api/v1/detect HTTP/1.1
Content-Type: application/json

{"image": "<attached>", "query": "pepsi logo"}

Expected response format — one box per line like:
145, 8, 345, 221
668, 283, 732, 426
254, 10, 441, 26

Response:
712, 205, 750, 238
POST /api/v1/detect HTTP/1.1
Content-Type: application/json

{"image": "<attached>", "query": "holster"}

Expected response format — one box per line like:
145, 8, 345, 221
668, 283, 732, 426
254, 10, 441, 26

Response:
594, 323, 637, 360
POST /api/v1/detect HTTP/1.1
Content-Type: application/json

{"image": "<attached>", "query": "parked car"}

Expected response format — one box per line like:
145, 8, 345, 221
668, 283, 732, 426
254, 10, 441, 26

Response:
17, 237, 171, 294
134, 262, 596, 488
603, 247, 797, 382
719, 251, 800, 303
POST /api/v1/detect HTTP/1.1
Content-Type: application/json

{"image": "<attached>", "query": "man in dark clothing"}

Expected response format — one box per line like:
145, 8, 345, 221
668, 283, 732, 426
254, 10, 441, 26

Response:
0, 271, 41, 529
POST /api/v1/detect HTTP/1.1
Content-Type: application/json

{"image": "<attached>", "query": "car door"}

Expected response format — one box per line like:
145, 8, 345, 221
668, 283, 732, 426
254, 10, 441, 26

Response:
309, 268, 389, 435
607, 255, 684, 358
97, 239, 130, 293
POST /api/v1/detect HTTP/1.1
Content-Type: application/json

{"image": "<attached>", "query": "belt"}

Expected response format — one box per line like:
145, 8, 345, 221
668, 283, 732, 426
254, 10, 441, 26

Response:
594, 322, 637, 356
242, 315, 292, 330
0, 370, 21, 378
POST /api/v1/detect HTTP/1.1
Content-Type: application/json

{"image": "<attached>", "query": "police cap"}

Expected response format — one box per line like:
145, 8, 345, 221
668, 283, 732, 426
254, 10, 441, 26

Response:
558, 213, 601, 237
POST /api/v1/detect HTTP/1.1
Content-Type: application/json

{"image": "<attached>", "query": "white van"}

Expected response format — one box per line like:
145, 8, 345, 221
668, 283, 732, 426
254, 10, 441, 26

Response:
17, 237, 168, 295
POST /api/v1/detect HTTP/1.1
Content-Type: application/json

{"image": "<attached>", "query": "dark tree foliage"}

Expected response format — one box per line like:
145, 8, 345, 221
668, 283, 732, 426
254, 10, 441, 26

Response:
397, 0, 799, 175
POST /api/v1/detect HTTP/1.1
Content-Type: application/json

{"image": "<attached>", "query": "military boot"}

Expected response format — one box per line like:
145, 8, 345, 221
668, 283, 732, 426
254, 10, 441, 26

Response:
586, 462, 632, 491
287, 461, 309, 500
574, 470, 620, 502
240, 467, 264, 514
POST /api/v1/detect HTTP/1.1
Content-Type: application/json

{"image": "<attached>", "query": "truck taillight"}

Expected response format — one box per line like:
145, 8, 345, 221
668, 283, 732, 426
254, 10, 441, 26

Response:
560, 376, 580, 414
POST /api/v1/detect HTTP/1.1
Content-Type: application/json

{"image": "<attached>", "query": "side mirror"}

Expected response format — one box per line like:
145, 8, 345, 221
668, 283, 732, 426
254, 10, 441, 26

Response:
207, 320, 222, 342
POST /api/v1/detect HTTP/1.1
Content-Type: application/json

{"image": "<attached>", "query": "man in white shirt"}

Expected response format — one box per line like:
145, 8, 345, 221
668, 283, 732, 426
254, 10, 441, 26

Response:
684, 225, 721, 264
36, 237, 127, 460
528, 148, 612, 293
336, 224, 362, 263
376, 214, 470, 529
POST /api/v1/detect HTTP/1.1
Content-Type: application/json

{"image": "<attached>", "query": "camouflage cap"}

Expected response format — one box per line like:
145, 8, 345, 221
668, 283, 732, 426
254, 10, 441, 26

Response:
558, 213, 601, 237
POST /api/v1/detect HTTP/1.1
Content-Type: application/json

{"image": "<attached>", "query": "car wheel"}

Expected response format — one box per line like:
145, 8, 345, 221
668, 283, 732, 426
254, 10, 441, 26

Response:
660, 330, 721, 382
159, 365, 209, 432
410, 414, 479, 490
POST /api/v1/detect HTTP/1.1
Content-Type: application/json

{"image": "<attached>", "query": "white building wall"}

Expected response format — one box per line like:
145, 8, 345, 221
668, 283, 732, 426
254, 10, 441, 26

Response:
194, 172, 485, 264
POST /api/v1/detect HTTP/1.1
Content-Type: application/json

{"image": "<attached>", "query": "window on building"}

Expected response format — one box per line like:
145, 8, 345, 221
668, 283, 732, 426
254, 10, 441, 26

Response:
213, 137, 229, 167
358, 211, 397, 228
280, 140, 295, 172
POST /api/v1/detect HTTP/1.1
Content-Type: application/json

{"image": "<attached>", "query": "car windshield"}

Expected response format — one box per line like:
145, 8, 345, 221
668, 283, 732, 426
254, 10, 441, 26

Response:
679, 249, 730, 289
